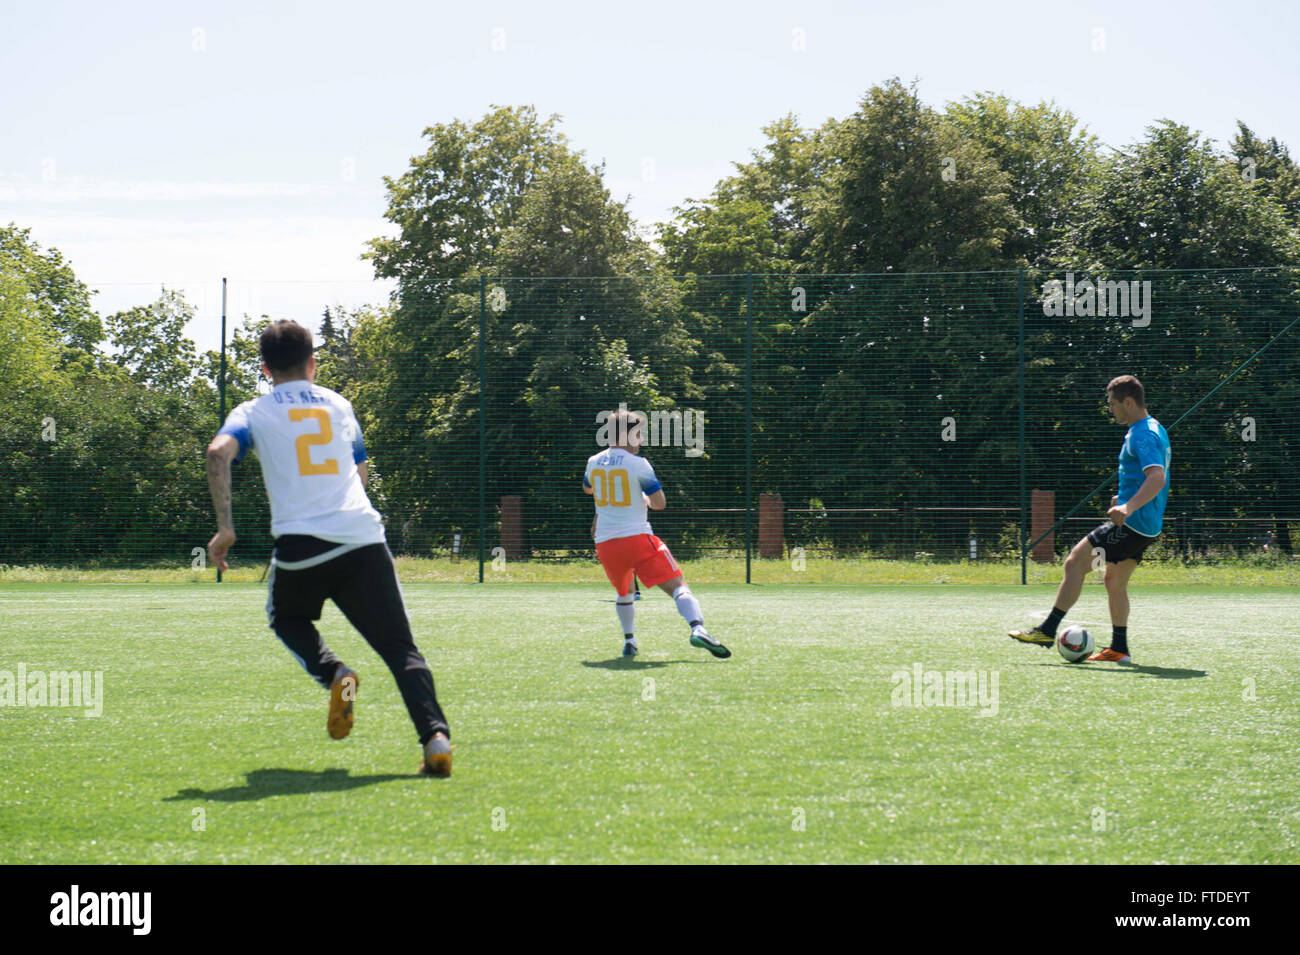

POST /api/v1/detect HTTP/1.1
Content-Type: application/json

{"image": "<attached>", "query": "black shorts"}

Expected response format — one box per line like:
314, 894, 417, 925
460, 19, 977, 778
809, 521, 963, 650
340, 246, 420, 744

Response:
1086, 522, 1158, 563
267, 536, 407, 631
266, 535, 449, 742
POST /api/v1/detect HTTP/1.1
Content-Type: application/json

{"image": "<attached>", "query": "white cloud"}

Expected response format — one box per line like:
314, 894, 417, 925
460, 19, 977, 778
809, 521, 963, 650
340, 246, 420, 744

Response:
0, 177, 365, 203
14, 211, 398, 352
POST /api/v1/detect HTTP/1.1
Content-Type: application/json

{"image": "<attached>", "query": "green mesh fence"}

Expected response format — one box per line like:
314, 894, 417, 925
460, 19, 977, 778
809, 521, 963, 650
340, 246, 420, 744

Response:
1, 269, 1296, 577
1022, 267, 1300, 567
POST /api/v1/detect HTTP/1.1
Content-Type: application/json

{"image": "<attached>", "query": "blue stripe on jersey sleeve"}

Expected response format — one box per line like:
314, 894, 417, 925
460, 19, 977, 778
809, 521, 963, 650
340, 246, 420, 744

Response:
352, 431, 367, 464
582, 474, 592, 488
217, 424, 252, 462
640, 477, 662, 494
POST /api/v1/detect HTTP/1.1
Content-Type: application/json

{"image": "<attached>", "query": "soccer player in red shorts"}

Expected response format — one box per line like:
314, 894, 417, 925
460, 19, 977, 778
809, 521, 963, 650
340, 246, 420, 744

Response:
583, 409, 730, 659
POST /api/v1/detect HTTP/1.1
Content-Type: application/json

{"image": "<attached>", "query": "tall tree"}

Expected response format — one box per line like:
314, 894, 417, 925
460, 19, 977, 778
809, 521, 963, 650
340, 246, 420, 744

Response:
660, 115, 821, 276
1067, 120, 1300, 269
944, 93, 1100, 267
0, 223, 102, 354
806, 78, 1020, 273
106, 289, 199, 393
364, 133, 695, 550
365, 105, 574, 298
1044, 122, 1300, 550
1230, 121, 1300, 229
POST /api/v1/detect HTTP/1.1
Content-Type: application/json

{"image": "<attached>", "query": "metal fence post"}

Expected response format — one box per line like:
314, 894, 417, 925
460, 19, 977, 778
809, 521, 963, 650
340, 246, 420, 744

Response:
478, 276, 487, 584
217, 276, 227, 584
745, 272, 753, 584
1018, 267, 1027, 586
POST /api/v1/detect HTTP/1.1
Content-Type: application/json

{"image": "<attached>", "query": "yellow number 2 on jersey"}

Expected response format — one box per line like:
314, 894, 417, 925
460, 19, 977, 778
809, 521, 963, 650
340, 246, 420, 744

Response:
590, 468, 631, 507
289, 408, 340, 476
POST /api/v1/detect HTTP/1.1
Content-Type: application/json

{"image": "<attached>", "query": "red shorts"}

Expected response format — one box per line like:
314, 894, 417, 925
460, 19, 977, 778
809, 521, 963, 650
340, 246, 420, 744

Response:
595, 533, 682, 596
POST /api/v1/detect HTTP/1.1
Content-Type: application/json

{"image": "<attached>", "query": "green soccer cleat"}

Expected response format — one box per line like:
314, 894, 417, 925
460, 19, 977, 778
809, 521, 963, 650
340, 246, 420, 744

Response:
1008, 626, 1053, 647
690, 627, 731, 659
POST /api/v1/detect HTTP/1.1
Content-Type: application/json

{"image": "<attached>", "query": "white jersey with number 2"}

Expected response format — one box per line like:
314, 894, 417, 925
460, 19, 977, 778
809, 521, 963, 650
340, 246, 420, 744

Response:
218, 380, 385, 544
584, 449, 662, 544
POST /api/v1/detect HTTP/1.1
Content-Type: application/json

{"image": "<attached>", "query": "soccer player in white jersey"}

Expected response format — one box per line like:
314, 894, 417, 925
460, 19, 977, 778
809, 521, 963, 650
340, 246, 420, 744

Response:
584, 408, 730, 659
205, 320, 453, 776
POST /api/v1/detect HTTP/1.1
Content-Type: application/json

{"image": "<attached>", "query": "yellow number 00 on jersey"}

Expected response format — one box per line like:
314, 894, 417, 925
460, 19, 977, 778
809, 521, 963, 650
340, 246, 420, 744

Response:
289, 408, 340, 476
590, 468, 631, 507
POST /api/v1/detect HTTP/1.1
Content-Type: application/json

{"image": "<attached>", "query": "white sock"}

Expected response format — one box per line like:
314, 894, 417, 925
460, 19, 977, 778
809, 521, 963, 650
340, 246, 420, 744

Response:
616, 597, 636, 636
672, 585, 703, 628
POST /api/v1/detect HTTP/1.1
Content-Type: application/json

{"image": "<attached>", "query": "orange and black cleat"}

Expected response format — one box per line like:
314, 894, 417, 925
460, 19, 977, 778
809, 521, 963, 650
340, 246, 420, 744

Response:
420, 733, 453, 777
328, 668, 359, 740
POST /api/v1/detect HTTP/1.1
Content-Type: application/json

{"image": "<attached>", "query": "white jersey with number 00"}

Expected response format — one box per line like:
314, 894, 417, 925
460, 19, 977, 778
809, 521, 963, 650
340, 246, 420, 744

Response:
218, 381, 385, 544
584, 449, 663, 544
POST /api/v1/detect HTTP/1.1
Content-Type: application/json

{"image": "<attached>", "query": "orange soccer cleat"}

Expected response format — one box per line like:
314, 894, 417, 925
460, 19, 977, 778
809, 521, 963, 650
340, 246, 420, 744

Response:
419, 733, 454, 777
328, 667, 359, 739
1088, 647, 1133, 664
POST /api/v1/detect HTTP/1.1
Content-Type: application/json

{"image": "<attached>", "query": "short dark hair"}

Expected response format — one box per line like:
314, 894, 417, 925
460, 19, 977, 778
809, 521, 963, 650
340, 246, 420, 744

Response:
1107, 374, 1145, 406
259, 320, 314, 373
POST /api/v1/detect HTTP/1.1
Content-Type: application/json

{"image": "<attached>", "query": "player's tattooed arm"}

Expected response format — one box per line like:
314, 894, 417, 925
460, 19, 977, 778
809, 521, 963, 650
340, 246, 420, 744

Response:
205, 435, 238, 531
205, 435, 239, 571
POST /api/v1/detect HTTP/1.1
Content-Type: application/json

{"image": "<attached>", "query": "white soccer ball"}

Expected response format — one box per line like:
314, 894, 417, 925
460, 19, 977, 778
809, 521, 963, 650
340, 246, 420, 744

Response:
1056, 625, 1094, 663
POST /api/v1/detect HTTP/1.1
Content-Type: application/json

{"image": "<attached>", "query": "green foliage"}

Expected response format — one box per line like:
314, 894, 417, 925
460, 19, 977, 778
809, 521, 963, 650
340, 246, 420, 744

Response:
1231, 121, 1300, 228
4, 91, 1300, 567
660, 114, 819, 275
0, 261, 66, 399
1067, 121, 1300, 269
0, 223, 102, 353
106, 289, 199, 393
806, 79, 1019, 272
944, 93, 1100, 267
365, 105, 573, 295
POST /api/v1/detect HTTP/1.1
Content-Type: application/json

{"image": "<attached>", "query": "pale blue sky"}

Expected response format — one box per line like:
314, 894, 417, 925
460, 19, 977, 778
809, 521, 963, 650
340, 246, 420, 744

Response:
3, 0, 1297, 352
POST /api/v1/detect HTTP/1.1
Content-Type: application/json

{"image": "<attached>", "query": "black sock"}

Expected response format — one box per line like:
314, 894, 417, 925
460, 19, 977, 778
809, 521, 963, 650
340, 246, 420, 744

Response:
1112, 626, 1128, 654
1042, 607, 1066, 637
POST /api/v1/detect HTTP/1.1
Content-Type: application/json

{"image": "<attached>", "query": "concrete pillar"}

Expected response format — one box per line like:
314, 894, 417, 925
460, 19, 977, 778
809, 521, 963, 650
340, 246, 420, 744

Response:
500, 495, 526, 561
1031, 490, 1055, 563
758, 493, 784, 558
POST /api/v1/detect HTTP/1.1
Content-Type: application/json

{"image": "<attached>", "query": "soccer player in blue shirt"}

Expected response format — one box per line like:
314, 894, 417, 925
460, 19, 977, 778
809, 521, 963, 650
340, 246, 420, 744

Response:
1009, 375, 1171, 663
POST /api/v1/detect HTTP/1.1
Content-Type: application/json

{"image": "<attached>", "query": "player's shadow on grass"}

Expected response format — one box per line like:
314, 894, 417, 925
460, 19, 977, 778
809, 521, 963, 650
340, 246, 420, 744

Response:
1027, 662, 1207, 680
581, 658, 706, 670
164, 767, 410, 803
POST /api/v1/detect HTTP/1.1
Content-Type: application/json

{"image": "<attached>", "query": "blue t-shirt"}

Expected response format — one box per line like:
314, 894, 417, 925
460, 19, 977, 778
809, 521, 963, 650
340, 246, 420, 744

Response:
1118, 416, 1171, 536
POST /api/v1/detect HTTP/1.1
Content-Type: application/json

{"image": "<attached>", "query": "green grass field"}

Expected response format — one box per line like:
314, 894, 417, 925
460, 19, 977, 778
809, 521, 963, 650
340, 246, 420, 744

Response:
2, 579, 1297, 864
4, 554, 1300, 586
